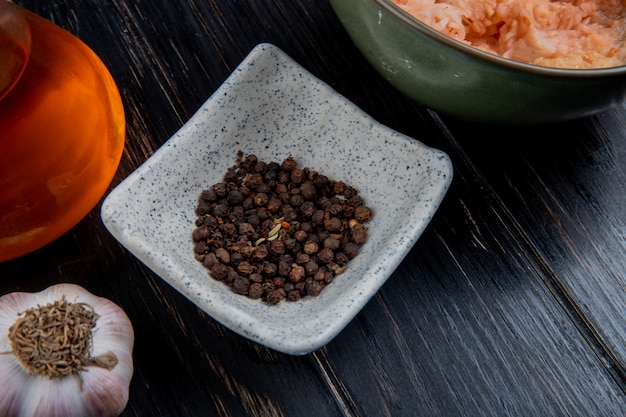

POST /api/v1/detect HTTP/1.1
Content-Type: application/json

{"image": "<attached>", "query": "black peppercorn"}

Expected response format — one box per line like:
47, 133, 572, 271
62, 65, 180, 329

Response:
249, 283, 263, 299
215, 248, 230, 264
323, 237, 340, 250
305, 280, 323, 297
317, 247, 334, 264
210, 263, 229, 281
213, 182, 227, 197
270, 240, 286, 255
287, 290, 301, 302
226, 190, 243, 205
237, 261, 255, 276
324, 217, 342, 233
232, 275, 250, 295
200, 188, 217, 203
192, 152, 371, 304
203, 252, 217, 269
313, 174, 328, 189
266, 288, 286, 305
281, 156, 297, 170
303, 241, 319, 255
343, 242, 360, 259
354, 206, 372, 222
289, 264, 305, 283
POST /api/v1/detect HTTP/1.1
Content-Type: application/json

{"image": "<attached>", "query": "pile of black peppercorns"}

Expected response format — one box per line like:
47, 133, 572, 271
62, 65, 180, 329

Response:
192, 151, 372, 305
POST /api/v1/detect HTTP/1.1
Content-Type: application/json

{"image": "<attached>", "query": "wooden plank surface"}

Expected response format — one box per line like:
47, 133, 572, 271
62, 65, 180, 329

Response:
442, 115, 626, 370
2, 0, 625, 416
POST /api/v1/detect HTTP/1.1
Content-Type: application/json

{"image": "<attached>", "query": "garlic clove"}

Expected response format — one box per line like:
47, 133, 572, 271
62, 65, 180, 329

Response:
0, 355, 30, 416
20, 377, 87, 417
0, 291, 35, 350
80, 366, 131, 416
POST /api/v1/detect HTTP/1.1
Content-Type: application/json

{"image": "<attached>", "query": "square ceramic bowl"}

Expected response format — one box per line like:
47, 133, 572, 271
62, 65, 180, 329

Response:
101, 43, 453, 355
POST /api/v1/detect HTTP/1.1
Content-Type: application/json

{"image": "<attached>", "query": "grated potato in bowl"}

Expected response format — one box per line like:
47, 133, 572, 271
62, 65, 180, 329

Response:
392, 0, 626, 69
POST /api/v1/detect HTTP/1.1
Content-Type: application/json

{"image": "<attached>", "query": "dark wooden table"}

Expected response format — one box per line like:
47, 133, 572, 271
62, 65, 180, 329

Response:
3, 1, 626, 416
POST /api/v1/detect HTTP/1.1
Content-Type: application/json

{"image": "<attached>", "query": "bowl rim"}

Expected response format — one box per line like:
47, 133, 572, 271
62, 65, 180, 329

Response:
374, 0, 626, 77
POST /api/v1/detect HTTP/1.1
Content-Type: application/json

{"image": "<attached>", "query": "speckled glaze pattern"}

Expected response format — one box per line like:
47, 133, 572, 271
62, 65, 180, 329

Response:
101, 43, 453, 355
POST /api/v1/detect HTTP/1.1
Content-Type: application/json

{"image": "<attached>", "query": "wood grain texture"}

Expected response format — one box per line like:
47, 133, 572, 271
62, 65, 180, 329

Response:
441, 114, 626, 377
2, 0, 625, 416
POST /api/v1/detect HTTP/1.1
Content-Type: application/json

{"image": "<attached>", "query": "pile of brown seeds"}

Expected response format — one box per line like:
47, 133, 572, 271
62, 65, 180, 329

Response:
192, 152, 372, 305
8, 296, 101, 378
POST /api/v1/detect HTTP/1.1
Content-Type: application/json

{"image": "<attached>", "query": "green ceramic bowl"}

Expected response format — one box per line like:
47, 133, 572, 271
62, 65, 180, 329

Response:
329, 0, 626, 124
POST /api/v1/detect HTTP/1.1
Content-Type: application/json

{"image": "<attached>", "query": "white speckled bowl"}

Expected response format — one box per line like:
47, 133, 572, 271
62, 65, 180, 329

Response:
101, 43, 452, 355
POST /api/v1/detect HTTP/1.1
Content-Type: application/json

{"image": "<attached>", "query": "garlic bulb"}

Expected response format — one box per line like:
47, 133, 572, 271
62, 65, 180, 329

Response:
0, 283, 134, 417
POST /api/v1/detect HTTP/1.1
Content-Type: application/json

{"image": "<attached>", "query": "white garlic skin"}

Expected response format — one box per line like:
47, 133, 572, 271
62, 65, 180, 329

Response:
0, 283, 134, 417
